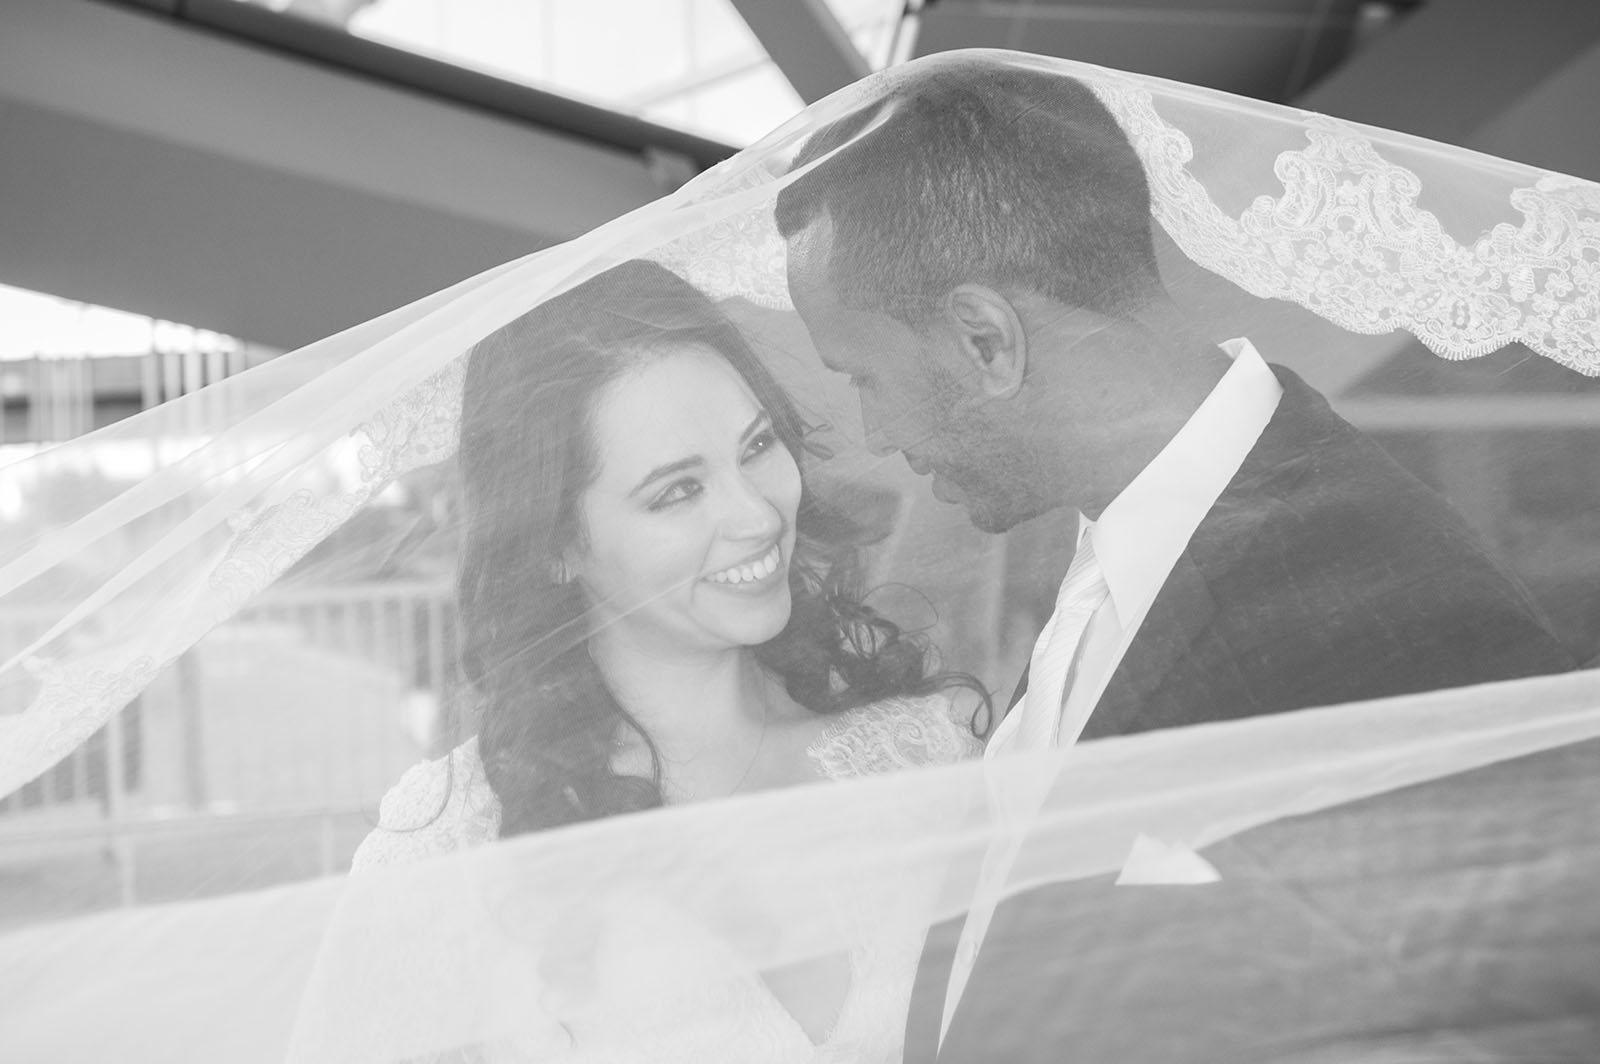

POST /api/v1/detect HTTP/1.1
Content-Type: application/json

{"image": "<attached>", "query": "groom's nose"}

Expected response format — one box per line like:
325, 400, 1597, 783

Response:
857, 402, 897, 457
862, 407, 925, 461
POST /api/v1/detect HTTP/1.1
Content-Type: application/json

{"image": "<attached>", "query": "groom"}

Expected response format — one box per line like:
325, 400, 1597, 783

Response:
776, 54, 1581, 1061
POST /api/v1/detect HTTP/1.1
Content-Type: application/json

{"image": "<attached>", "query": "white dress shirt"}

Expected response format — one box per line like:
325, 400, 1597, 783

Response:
940, 337, 1284, 1041
988, 336, 1283, 755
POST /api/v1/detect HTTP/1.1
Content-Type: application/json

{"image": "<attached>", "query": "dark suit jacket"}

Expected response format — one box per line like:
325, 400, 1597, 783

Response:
914, 737, 1600, 1063
907, 367, 1583, 1061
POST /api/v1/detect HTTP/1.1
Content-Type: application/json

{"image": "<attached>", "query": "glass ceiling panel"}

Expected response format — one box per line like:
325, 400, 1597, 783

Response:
249, 0, 906, 146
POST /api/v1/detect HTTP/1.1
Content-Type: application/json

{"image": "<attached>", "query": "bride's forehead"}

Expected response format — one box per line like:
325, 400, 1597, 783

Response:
592, 347, 761, 436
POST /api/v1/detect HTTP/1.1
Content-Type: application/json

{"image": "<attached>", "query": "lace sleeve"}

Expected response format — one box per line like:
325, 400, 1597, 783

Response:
350, 738, 502, 873
806, 692, 985, 780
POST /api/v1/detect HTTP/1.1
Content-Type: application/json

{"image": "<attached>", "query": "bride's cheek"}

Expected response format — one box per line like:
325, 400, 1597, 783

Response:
774, 458, 804, 524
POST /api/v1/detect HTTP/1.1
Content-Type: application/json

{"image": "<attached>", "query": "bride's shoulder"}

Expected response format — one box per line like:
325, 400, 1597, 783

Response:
806, 690, 985, 780
350, 736, 502, 872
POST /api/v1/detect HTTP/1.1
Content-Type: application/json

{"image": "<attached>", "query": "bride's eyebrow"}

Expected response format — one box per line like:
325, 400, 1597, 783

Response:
739, 411, 771, 445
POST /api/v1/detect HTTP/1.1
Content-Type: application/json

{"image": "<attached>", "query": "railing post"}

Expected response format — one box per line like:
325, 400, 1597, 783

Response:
175, 651, 207, 810
319, 813, 336, 876
427, 595, 447, 754
104, 709, 137, 907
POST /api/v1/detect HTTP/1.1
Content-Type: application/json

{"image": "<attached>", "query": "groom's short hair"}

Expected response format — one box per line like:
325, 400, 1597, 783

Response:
774, 52, 1164, 326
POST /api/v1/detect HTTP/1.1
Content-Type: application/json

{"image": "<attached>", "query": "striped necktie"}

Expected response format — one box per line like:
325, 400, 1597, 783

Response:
1014, 532, 1109, 752
940, 534, 1111, 1041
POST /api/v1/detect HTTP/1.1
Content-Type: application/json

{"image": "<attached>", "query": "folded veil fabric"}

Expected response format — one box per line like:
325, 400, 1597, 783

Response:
1, 49, 1598, 1063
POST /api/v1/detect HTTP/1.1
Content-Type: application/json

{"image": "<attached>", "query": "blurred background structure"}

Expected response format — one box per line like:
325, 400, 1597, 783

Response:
3, 0, 1599, 926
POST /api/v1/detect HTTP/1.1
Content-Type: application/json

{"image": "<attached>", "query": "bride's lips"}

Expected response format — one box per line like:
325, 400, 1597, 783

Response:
702, 542, 784, 589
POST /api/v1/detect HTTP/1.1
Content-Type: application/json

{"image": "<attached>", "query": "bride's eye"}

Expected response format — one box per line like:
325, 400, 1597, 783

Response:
743, 428, 779, 462
648, 478, 702, 511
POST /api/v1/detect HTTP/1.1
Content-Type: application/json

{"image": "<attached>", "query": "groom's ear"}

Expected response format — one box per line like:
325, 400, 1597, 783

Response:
944, 285, 1027, 399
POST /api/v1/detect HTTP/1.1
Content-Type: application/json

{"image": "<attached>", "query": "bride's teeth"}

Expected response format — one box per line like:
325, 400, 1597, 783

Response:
709, 545, 780, 584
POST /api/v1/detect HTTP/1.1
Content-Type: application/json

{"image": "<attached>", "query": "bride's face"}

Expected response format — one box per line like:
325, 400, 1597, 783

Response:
570, 345, 803, 657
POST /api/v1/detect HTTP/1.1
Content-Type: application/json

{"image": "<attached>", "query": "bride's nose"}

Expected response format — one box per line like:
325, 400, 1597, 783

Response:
718, 472, 783, 541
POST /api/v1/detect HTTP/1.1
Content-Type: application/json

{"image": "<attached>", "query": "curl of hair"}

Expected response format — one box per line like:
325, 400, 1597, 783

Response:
456, 260, 985, 837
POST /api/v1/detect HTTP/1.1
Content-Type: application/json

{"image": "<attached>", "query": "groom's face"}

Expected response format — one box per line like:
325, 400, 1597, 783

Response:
787, 222, 1034, 532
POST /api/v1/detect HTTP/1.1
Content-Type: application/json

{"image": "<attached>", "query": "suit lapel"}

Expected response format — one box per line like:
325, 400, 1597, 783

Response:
1004, 663, 1030, 713
1086, 367, 1333, 737
902, 915, 961, 1062
1002, 536, 1229, 739
1087, 552, 1221, 736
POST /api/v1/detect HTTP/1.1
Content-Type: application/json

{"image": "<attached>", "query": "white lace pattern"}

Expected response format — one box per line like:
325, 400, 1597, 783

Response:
1092, 79, 1600, 375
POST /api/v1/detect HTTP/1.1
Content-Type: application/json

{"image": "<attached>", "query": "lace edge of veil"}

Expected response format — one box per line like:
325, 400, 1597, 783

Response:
658, 66, 1600, 375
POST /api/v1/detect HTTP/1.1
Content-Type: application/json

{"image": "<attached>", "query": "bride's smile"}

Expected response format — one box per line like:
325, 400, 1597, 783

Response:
703, 542, 783, 587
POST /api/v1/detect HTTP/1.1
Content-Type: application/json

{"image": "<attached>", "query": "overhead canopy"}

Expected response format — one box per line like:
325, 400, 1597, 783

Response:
5, 0, 1600, 351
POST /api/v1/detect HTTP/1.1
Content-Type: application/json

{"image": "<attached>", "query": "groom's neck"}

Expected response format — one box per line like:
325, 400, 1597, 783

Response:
1024, 303, 1230, 519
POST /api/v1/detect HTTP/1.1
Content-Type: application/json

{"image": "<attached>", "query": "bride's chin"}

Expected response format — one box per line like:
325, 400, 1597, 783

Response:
723, 595, 794, 647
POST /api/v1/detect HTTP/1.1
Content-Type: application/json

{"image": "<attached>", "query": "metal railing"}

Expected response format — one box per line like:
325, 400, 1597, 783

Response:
0, 580, 458, 920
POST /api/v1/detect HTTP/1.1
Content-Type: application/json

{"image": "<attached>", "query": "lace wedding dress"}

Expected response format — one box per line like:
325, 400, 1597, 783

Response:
351, 692, 981, 1063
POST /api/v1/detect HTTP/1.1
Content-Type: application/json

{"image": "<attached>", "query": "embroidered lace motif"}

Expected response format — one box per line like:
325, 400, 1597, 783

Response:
350, 693, 981, 1063
350, 738, 500, 870
1091, 78, 1600, 375
209, 358, 465, 612
660, 77, 1600, 376
651, 157, 793, 311
0, 656, 162, 798
805, 693, 982, 778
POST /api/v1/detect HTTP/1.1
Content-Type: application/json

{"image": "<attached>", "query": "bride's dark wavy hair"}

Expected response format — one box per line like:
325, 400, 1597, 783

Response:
457, 259, 985, 836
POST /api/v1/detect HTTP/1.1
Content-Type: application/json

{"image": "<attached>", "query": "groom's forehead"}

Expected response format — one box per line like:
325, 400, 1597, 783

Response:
784, 209, 840, 294
783, 211, 925, 372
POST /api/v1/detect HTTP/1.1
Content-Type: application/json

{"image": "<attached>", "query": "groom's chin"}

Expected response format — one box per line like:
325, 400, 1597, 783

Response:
925, 470, 1032, 533
964, 492, 1051, 535
963, 498, 1023, 535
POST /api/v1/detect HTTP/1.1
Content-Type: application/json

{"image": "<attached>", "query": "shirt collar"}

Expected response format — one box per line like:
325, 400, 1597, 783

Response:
1090, 337, 1283, 620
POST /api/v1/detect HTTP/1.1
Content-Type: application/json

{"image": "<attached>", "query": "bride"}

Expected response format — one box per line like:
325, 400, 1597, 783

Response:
351, 257, 987, 1059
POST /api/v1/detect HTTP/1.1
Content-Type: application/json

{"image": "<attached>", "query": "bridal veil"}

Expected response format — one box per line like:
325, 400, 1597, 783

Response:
2, 49, 1598, 1062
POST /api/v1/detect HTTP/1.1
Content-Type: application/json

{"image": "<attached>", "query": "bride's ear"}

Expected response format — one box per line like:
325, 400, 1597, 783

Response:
944, 285, 1027, 399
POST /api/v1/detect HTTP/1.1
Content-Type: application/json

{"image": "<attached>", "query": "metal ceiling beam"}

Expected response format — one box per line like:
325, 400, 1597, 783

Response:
1296, 0, 1600, 178
727, 0, 871, 104
129, 0, 735, 171
0, 0, 676, 349
912, 0, 1365, 104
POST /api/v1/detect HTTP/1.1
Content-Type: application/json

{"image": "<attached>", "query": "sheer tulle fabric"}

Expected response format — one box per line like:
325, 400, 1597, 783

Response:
2, 49, 1598, 1063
